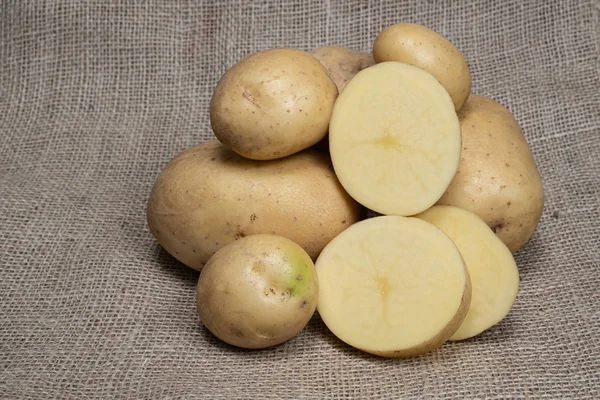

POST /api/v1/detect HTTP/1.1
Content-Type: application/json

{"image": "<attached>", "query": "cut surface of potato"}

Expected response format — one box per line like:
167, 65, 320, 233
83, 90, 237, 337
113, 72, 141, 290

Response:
415, 206, 520, 340
316, 216, 471, 357
329, 61, 461, 216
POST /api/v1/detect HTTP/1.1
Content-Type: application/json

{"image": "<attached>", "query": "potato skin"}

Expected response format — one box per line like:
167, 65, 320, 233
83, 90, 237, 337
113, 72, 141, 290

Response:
310, 46, 374, 93
147, 140, 361, 271
196, 234, 318, 349
436, 95, 544, 252
210, 48, 338, 160
373, 23, 471, 111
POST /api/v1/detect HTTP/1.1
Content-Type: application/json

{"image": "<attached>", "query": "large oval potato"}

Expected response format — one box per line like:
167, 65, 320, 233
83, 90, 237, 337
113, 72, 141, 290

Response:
197, 234, 318, 349
310, 46, 374, 93
147, 140, 361, 271
210, 48, 338, 160
436, 95, 544, 252
373, 23, 471, 111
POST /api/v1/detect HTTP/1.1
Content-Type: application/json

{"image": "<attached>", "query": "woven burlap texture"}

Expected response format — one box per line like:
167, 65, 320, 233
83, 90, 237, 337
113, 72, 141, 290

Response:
1, 1, 599, 399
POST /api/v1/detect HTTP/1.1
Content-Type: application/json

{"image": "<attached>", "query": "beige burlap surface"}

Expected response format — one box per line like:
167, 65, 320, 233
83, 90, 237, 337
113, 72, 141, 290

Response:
1, 1, 599, 398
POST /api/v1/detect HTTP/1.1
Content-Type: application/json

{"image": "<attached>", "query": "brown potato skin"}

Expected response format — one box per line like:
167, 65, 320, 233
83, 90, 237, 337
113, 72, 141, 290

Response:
147, 140, 361, 271
436, 95, 544, 253
373, 23, 471, 111
197, 234, 318, 349
210, 48, 338, 160
310, 46, 375, 93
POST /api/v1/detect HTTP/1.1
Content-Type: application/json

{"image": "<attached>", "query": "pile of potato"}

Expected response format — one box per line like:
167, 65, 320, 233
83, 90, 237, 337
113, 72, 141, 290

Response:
147, 23, 544, 357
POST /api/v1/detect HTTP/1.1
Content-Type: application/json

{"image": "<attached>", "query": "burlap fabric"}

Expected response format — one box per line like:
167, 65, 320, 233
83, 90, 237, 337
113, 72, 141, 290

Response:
1, 1, 598, 398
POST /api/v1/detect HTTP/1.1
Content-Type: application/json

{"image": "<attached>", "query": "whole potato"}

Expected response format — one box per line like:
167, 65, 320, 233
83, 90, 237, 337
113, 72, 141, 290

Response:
147, 140, 361, 271
210, 48, 338, 160
310, 46, 374, 93
197, 234, 318, 349
436, 95, 544, 252
373, 23, 471, 111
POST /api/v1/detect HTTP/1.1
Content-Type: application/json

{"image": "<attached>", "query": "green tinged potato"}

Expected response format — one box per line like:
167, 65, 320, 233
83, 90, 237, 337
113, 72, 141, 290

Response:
197, 234, 318, 349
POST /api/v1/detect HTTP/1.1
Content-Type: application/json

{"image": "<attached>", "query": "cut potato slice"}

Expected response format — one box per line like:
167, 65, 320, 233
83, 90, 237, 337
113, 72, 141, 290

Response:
329, 61, 461, 216
316, 216, 471, 357
415, 206, 520, 340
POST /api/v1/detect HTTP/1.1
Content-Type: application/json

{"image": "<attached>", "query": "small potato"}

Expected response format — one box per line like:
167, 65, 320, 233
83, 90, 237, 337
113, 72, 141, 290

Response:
373, 23, 471, 111
436, 95, 544, 252
147, 140, 361, 271
197, 234, 319, 349
310, 46, 374, 93
210, 48, 338, 160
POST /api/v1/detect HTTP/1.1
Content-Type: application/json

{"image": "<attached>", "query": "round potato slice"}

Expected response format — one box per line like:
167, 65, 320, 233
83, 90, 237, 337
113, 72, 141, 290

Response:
329, 61, 461, 216
415, 206, 520, 340
316, 216, 471, 358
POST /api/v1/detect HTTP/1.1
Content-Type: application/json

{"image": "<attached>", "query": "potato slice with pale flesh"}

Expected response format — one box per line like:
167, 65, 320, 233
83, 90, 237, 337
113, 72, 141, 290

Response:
329, 61, 461, 216
316, 216, 471, 357
415, 206, 520, 340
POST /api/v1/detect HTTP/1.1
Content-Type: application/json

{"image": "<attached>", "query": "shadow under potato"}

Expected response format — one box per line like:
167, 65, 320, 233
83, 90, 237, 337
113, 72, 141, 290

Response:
152, 243, 199, 284
306, 312, 401, 362
196, 311, 318, 356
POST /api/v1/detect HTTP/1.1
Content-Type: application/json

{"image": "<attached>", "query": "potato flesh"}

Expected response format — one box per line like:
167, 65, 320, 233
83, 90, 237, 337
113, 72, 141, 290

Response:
316, 216, 470, 357
329, 62, 461, 216
415, 206, 520, 340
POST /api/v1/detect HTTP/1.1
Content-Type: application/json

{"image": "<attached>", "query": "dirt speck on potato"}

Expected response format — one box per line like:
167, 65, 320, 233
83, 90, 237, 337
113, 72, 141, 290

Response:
231, 327, 244, 337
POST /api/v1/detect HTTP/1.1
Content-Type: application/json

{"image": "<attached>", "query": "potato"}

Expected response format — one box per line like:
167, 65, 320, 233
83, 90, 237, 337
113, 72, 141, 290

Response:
328, 61, 461, 216
373, 23, 471, 111
310, 46, 374, 93
197, 234, 318, 349
210, 48, 338, 160
147, 140, 361, 271
316, 216, 471, 358
415, 206, 520, 340
436, 95, 544, 252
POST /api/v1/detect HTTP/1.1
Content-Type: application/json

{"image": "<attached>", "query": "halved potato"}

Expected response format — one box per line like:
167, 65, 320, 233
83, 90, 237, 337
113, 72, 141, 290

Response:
415, 206, 520, 340
329, 61, 461, 216
316, 216, 471, 357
